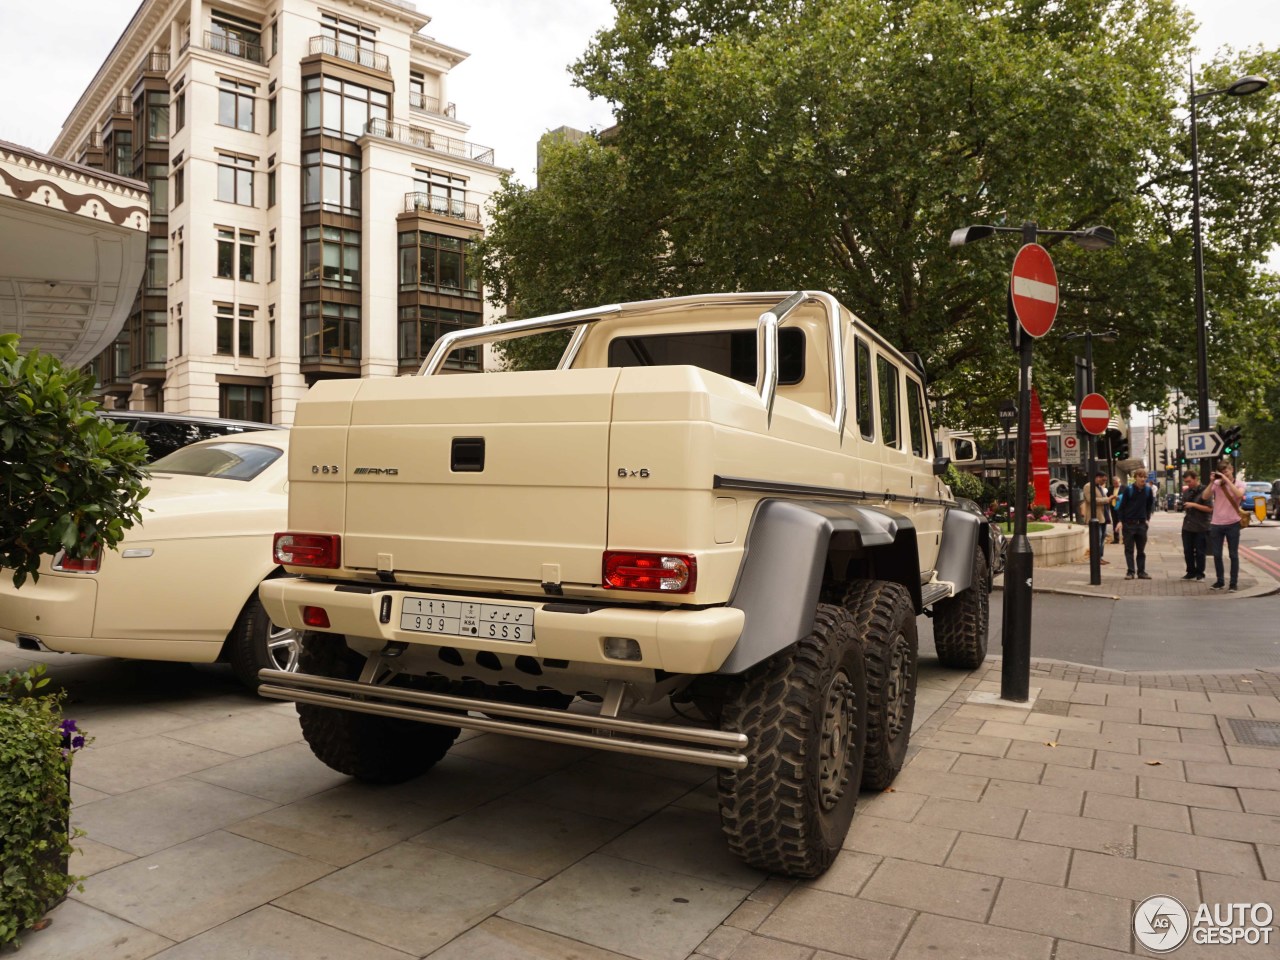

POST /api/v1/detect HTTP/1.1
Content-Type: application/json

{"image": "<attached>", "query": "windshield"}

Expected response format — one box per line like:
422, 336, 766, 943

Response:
150, 441, 282, 481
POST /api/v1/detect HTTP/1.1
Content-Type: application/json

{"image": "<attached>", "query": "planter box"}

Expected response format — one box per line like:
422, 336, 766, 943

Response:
1028, 523, 1088, 567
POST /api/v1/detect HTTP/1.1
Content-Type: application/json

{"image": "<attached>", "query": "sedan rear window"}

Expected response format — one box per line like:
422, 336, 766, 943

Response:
150, 442, 282, 481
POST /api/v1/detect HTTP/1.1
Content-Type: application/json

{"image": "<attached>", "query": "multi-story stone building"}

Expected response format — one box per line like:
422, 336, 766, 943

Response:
51, 0, 505, 423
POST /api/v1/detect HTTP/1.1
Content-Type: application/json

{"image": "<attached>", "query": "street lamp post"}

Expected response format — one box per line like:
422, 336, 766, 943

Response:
1189, 68, 1269, 465
950, 221, 1116, 702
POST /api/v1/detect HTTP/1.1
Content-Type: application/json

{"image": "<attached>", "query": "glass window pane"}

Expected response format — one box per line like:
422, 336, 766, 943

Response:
303, 241, 320, 282
399, 245, 416, 286
856, 339, 874, 440
437, 251, 461, 291
323, 166, 340, 207
219, 91, 235, 127
239, 97, 254, 132
877, 356, 899, 448
323, 91, 341, 133
239, 243, 254, 281
237, 168, 253, 205
419, 248, 436, 286
239, 318, 254, 356
217, 240, 233, 278
303, 165, 320, 205
343, 98, 367, 138
303, 90, 319, 131
218, 164, 234, 202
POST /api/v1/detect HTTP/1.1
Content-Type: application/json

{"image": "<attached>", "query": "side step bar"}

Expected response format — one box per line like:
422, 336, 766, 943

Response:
258, 669, 749, 770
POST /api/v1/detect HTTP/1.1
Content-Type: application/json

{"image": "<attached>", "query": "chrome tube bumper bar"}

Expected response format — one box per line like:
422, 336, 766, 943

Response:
259, 669, 749, 769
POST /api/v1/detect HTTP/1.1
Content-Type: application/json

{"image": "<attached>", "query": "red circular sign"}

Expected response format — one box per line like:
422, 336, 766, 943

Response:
1079, 393, 1110, 435
1010, 244, 1059, 338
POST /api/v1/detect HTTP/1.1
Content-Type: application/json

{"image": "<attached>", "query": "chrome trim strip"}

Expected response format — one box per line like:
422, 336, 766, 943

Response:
258, 669, 748, 769
714, 474, 953, 508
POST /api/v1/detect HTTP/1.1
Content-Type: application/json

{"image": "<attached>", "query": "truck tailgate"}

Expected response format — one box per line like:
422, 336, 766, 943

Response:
335, 369, 620, 586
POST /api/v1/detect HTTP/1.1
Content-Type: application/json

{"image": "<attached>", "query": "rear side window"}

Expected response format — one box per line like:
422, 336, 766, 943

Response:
608, 328, 805, 386
906, 378, 928, 458
877, 355, 900, 448
150, 442, 282, 481
855, 338, 874, 440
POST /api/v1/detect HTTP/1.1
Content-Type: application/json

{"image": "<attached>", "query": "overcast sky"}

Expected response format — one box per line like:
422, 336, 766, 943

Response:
0, 0, 1275, 185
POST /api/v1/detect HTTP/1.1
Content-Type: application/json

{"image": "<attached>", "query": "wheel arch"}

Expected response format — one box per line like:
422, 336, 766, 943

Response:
218, 564, 288, 656
935, 507, 987, 596
718, 499, 920, 675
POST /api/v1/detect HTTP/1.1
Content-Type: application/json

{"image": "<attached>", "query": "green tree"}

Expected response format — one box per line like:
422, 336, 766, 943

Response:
0, 335, 149, 587
481, 0, 1280, 425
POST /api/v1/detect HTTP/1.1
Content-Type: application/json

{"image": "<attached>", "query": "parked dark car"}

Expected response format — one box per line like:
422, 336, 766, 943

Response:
99, 410, 283, 461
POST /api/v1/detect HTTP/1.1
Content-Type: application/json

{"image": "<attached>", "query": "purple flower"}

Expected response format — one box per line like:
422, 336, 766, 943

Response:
71, 735, 86, 750
60, 718, 78, 735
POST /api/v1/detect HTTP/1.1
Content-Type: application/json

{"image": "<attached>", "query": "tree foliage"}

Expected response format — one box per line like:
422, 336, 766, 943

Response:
480, 0, 1280, 424
0, 335, 150, 587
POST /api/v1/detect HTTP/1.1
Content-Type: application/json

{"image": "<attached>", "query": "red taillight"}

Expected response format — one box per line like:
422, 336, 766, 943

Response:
52, 548, 101, 574
274, 533, 341, 569
603, 551, 697, 593
302, 606, 331, 628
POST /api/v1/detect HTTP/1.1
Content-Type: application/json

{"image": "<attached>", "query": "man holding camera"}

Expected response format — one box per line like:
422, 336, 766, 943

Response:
1114, 468, 1155, 580
1207, 461, 1246, 591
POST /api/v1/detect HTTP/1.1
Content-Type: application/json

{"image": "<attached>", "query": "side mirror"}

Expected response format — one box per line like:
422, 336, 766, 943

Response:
932, 456, 951, 476
952, 438, 977, 462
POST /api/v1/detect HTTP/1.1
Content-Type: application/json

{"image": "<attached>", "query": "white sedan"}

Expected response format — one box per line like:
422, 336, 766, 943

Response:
0, 430, 297, 689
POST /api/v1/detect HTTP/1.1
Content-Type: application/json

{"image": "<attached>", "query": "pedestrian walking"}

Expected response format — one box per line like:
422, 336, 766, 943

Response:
1081, 469, 1113, 565
1207, 461, 1246, 591
1110, 474, 1122, 543
1115, 468, 1155, 580
1180, 470, 1211, 581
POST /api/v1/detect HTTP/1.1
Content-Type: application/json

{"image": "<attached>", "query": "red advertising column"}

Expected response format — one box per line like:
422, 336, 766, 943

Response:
1029, 389, 1051, 510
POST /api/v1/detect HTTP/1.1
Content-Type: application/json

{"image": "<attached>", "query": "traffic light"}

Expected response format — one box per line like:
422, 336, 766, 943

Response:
1176, 447, 1187, 466
1161, 450, 1168, 467
1221, 425, 1243, 458
1113, 435, 1129, 460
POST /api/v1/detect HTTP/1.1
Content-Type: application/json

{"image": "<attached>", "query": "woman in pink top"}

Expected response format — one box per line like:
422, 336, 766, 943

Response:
1206, 462, 1245, 591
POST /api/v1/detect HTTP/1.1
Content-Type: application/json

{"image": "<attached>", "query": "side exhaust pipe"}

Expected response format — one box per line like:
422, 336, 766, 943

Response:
258, 668, 748, 769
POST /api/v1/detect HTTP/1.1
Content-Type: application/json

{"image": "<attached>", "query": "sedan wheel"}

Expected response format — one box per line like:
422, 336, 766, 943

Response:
228, 594, 301, 690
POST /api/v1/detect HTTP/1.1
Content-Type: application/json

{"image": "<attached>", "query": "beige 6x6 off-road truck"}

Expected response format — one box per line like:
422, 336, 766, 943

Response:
258, 291, 995, 878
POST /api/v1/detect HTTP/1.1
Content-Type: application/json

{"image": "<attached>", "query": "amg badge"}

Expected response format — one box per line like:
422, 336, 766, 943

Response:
353, 467, 399, 475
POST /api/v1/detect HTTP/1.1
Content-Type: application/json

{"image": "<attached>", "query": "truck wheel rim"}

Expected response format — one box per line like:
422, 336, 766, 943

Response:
818, 670, 855, 811
267, 624, 300, 672
885, 633, 911, 738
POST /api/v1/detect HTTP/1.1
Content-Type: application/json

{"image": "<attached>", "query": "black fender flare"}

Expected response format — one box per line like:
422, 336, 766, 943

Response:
718, 499, 919, 675
935, 506, 987, 595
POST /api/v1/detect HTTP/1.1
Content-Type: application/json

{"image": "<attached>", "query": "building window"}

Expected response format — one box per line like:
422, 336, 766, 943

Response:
267, 305, 276, 358
217, 229, 235, 278
148, 164, 169, 218
146, 236, 167, 293
302, 75, 388, 140
217, 154, 254, 205
175, 302, 183, 357
220, 383, 268, 421
210, 11, 262, 63
302, 226, 360, 290
111, 131, 132, 176
239, 232, 256, 281
269, 242, 276, 282
270, 20, 278, 58
320, 12, 376, 48
301, 301, 360, 364
409, 73, 425, 110
301, 150, 360, 213
145, 90, 169, 144
218, 78, 255, 132
176, 240, 183, 280
268, 95, 277, 132
409, 170, 468, 219
267, 170, 276, 207
238, 305, 256, 356
216, 303, 234, 355
398, 305, 481, 370
173, 90, 186, 133
398, 231, 479, 298
173, 167, 184, 207
131, 309, 166, 371
217, 228, 256, 281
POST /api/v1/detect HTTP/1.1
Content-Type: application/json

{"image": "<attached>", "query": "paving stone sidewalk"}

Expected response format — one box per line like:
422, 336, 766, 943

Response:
8, 649, 1280, 959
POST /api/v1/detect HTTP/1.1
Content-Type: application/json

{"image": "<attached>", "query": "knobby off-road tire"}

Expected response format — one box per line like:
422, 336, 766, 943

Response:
717, 603, 869, 878
933, 544, 990, 670
296, 632, 460, 784
227, 594, 301, 691
842, 580, 917, 791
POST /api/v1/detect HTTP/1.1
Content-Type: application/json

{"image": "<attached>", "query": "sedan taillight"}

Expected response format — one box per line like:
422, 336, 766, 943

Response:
603, 551, 697, 593
274, 533, 341, 569
52, 548, 102, 574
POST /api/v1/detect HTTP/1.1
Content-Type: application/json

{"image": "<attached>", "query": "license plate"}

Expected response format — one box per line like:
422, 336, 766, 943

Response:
400, 596, 535, 643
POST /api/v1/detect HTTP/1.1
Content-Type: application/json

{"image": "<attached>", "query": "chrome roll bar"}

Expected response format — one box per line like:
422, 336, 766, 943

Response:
418, 291, 848, 440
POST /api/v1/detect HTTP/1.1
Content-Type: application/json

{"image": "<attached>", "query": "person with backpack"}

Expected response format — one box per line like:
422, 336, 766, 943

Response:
1114, 468, 1155, 580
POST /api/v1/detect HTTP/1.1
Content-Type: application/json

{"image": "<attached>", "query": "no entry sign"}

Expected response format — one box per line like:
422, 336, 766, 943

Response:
1079, 392, 1110, 435
1010, 244, 1059, 338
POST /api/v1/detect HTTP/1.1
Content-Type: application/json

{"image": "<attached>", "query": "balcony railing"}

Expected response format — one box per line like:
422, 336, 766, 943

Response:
141, 52, 170, 74
115, 93, 132, 115
366, 118, 495, 166
308, 35, 389, 73
403, 191, 480, 223
409, 92, 456, 118
205, 30, 264, 64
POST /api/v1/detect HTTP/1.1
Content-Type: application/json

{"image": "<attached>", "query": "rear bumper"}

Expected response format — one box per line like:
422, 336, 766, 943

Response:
259, 578, 744, 675
0, 571, 98, 644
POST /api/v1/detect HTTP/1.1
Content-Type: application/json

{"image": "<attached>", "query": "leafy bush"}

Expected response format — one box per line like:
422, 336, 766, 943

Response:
0, 335, 150, 587
942, 464, 984, 503
0, 666, 87, 946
